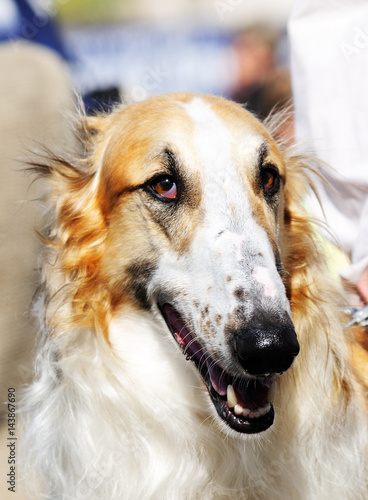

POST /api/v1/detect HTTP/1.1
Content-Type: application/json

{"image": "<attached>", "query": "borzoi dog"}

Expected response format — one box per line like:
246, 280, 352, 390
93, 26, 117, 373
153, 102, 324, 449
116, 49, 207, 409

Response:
23, 94, 368, 499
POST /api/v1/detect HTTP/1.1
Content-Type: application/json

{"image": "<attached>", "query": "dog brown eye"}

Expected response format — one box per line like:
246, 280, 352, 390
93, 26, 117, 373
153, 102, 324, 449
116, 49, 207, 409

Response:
261, 167, 280, 195
152, 176, 177, 200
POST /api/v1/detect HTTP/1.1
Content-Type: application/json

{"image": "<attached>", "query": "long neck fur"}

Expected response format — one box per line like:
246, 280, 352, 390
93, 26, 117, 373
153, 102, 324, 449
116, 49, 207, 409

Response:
21, 136, 368, 500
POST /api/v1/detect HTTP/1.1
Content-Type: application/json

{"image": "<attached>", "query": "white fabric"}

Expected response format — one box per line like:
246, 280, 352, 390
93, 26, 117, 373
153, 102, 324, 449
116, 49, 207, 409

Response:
288, 0, 368, 286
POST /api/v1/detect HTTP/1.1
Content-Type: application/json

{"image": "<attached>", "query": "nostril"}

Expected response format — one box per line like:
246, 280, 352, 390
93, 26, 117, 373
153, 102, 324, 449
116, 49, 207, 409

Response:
233, 317, 299, 376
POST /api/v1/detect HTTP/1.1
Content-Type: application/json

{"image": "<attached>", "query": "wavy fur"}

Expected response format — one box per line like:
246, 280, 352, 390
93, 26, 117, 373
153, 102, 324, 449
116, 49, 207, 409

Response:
21, 94, 368, 499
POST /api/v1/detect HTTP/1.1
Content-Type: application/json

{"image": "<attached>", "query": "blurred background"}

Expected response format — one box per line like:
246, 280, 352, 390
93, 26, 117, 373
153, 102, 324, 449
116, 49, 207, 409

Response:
0, 0, 294, 116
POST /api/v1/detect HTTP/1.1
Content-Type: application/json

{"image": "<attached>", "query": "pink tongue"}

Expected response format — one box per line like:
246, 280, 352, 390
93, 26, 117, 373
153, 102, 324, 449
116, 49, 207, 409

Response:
163, 304, 204, 361
208, 363, 231, 396
209, 361, 272, 409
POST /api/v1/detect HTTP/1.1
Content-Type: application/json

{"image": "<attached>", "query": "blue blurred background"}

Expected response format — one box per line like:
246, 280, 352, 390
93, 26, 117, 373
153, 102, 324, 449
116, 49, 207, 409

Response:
0, 0, 294, 115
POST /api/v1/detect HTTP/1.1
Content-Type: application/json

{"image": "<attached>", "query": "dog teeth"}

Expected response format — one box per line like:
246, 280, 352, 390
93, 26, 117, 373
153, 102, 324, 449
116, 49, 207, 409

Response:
234, 404, 244, 416
227, 384, 272, 419
242, 407, 250, 417
249, 404, 271, 418
234, 404, 250, 417
227, 385, 237, 408
233, 402, 271, 419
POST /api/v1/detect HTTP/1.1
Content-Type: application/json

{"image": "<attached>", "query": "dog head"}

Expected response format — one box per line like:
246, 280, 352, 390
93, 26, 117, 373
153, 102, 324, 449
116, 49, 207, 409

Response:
43, 94, 305, 434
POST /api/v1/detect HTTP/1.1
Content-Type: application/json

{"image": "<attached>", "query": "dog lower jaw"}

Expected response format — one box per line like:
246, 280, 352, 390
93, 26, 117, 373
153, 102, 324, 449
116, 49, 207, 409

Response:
208, 382, 275, 435
212, 395, 275, 434
159, 303, 276, 434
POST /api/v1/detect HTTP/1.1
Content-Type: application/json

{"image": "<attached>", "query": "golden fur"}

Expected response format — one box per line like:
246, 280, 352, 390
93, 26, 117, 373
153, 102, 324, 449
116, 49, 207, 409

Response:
23, 94, 368, 499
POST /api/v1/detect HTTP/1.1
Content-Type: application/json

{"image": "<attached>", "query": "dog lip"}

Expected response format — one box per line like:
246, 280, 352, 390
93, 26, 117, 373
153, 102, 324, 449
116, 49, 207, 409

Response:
212, 395, 275, 434
159, 303, 275, 434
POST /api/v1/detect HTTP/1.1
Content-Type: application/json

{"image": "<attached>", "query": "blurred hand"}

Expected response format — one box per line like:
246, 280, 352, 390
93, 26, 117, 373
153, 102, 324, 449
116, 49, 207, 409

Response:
358, 267, 368, 305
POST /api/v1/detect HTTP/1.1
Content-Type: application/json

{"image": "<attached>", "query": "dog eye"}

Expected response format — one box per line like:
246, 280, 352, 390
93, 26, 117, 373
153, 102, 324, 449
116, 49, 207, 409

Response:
261, 166, 280, 195
150, 175, 178, 200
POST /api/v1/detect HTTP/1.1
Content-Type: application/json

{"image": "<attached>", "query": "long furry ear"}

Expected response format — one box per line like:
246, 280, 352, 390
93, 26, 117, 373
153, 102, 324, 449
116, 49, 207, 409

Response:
274, 142, 344, 322
29, 110, 112, 337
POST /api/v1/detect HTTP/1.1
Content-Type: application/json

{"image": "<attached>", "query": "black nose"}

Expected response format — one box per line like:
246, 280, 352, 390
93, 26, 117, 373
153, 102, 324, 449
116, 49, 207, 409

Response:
233, 315, 299, 376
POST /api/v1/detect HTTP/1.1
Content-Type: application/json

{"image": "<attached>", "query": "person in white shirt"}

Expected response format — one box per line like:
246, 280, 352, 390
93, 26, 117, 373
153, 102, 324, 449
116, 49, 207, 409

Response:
288, 0, 368, 305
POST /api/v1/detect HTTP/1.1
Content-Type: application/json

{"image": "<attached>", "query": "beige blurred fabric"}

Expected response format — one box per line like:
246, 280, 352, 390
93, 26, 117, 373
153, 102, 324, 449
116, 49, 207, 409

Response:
0, 41, 74, 500
288, 0, 368, 299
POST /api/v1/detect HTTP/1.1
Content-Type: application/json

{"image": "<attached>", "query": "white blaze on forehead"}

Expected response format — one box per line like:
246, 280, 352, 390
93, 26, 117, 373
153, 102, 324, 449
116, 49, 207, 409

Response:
182, 97, 273, 266
182, 98, 254, 266
182, 97, 262, 211
182, 97, 263, 174
182, 97, 233, 175
252, 266, 277, 299
182, 97, 243, 225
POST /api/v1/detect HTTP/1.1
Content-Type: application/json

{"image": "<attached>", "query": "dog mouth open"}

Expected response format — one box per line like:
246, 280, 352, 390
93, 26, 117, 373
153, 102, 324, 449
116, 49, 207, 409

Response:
160, 304, 276, 434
